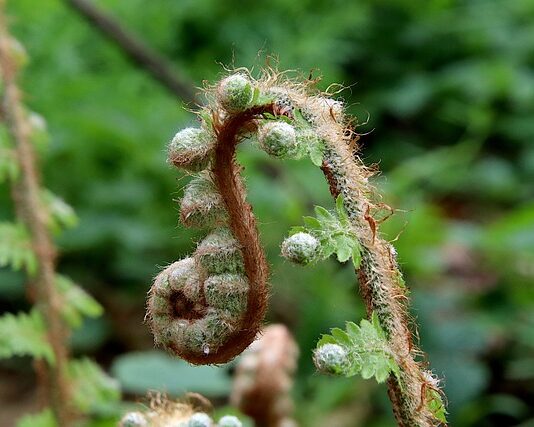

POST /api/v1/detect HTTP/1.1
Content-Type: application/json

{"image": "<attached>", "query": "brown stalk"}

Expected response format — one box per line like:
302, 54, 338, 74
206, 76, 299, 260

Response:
178, 105, 274, 364
321, 140, 442, 426
0, 5, 72, 425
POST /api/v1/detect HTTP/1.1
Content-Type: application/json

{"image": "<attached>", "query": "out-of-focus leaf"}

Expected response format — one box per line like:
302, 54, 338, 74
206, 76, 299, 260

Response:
0, 222, 38, 275
56, 274, 103, 328
0, 309, 54, 364
111, 350, 231, 396
68, 358, 121, 415
16, 409, 57, 427
42, 190, 78, 233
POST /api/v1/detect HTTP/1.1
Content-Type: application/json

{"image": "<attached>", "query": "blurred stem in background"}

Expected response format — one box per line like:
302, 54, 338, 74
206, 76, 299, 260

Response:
64, 0, 197, 104
0, 2, 72, 424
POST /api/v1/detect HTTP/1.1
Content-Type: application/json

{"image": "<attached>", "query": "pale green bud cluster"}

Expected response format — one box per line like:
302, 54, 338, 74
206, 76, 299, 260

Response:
217, 415, 242, 427
258, 122, 299, 159
188, 412, 213, 427
194, 228, 244, 274
217, 74, 254, 113
119, 412, 148, 427
313, 343, 349, 375
180, 172, 228, 228
281, 232, 320, 265
169, 127, 214, 172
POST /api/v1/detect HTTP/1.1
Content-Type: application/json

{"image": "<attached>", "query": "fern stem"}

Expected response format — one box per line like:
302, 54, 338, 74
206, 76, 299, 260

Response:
208, 105, 273, 362
0, 4, 72, 425
321, 141, 442, 426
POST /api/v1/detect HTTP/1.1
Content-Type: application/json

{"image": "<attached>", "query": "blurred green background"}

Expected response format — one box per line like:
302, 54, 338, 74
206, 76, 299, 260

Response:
1, 0, 534, 426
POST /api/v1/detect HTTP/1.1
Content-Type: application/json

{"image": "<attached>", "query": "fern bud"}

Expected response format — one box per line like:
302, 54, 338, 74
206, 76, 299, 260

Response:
217, 74, 254, 113
169, 127, 214, 172
281, 232, 320, 265
258, 122, 299, 159
180, 172, 228, 228
179, 309, 237, 355
151, 258, 202, 303
194, 228, 244, 274
188, 412, 213, 427
217, 415, 242, 427
204, 273, 249, 313
313, 343, 349, 375
119, 412, 148, 427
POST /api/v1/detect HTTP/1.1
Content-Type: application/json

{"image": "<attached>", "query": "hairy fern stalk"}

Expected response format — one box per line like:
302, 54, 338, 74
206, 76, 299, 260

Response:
147, 70, 447, 426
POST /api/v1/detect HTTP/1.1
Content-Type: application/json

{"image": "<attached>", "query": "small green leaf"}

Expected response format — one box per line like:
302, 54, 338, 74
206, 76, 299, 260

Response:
427, 389, 447, 423
315, 311, 399, 384
16, 409, 57, 427
335, 195, 349, 224
320, 239, 337, 258
351, 243, 362, 268
375, 364, 391, 383
42, 190, 78, 233
199, 110, 213, 128
330, 328, 351, 346
334, 235, 352, 262
0, 222, 38, 275
317, 334, 338, 347
314, 205, 333, 222
289, 225, 306, 235
0, 309, 54, 364
0, 128, 20, 183
251, 87, 260, 105
278, 115, 293, 124
361, 362, 375, 380
303, 216, 322, 230
56, 275, 103, 328
68, 358, 120, 415
309, 143, 323, 166
345, 321, 360, 339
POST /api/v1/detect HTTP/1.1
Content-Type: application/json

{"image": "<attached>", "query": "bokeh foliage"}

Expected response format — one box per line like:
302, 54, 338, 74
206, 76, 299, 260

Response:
1, 0, 533, 426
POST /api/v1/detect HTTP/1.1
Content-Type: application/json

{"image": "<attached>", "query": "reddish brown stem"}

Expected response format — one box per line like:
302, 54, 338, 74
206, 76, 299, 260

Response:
177, 106, 274, 364
0, 6, 72, 425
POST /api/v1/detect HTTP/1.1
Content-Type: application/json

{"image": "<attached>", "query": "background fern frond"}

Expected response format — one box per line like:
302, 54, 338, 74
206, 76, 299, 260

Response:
0, 222, 38, 275
0, 309, 55, 364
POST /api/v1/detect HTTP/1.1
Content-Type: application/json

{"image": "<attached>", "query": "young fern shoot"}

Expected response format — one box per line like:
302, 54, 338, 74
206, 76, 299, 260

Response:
147, 70, 447, 426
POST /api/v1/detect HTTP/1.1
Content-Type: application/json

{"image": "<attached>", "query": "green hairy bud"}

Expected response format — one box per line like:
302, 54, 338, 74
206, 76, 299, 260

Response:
179, 309, 237, 355
180, 172, 228, 228
119, 412, 148, 427
258, 122, 299, 159
194, 228, 244, 274
217, 415, 242, 427
204, 273, 249, 313
313, 343, 349, 375
281, 232, 320, 265
188, 412, 213, 427
217, 74, 254, 113
151, 258, 201, 300
168, 127, 214, 172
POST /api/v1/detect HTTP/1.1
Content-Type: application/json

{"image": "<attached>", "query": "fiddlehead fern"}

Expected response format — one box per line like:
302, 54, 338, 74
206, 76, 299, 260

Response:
147, 69, 447, 426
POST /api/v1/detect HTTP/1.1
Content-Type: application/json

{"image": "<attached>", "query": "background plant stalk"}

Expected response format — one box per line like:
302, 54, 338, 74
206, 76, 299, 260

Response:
0, 3, 72, 424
